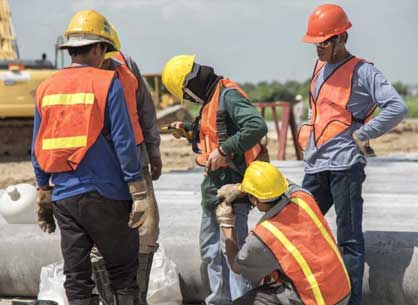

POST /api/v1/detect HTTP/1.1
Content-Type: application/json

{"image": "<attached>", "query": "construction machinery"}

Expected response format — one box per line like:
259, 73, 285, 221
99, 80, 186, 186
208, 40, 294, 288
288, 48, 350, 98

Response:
0, 0, 61, 157
0, 0, 184, 158
143, 73, 180, 109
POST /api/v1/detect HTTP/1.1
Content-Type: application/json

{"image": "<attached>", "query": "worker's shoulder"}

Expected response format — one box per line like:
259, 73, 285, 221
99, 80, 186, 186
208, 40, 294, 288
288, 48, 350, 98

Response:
222, 87, 250, 106
355, 59, 383, 79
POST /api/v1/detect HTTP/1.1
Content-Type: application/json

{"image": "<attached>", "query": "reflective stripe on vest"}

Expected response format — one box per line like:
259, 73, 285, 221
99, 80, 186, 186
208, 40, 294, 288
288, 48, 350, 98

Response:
297, 56, 374, 151
196, 79, 262, 167
113, 52, 144, 145
34, 67, 114, 173
252, 191, 350, 305
42, 93, 95, 106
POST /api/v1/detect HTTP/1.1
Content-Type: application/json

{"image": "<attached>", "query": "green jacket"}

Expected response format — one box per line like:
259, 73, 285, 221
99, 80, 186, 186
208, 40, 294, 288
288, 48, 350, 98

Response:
189, 87, 268, 211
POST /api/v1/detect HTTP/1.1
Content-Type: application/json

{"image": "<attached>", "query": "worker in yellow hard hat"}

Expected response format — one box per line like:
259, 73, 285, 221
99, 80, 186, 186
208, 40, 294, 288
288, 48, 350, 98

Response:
162, 55, 269, 304
215, 161, 351, 305
91, 23, 161, 305
33, 10, 151, 305
298, 4, 407, 304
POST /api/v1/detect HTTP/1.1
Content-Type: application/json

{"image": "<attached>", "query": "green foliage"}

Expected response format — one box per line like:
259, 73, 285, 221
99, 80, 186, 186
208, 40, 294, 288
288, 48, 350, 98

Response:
405, 95, 418, 118
240, 79, 310, 103
392, 81, 408, 96
186, 80, 418, 119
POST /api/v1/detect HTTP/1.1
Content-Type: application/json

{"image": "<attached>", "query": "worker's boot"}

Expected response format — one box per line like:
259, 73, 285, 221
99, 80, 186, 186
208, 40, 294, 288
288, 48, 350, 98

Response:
137, 253, 154, 305
113, 289, 139, 305
91, 248, 114, 305
90, 295, 99, 305
67, 298, 93, 305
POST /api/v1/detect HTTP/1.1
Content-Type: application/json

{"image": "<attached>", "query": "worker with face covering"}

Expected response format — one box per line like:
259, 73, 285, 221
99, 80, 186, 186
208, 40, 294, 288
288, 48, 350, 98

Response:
162, 55, 268, 305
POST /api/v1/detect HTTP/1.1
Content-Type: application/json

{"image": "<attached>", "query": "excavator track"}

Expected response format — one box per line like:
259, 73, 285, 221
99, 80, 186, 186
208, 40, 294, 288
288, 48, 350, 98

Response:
0, 118, 33, 159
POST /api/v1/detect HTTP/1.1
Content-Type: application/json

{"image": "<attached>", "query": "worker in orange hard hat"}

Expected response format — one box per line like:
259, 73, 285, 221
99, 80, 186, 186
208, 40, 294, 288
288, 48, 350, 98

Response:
298, 4, 407, 305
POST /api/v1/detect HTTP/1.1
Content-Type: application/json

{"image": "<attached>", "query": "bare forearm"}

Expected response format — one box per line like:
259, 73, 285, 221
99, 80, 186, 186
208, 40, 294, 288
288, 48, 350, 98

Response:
222, 227, 240, 274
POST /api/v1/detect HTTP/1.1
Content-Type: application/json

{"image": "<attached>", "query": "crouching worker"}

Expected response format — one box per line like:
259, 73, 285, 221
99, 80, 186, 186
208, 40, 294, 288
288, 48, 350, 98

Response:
216, 161, 351, 305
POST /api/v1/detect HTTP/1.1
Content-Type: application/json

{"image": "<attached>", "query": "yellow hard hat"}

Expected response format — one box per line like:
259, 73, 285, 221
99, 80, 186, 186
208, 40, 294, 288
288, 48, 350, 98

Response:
60, 10, 116, 50
104, 23, 121, 60
240, 161, 288, 202
162, 55, 195, 101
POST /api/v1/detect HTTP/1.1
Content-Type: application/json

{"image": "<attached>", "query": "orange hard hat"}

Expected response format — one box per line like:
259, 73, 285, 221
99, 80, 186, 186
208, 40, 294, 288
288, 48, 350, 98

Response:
303, 4, 352, 44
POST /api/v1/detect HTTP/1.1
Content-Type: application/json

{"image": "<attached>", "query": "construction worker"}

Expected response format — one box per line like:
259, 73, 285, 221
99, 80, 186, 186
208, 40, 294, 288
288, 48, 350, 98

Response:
215, 161, 351, 305
91, 24, 161, 305
32, 10, 152, 305
298, 4, 408, 304
162, 55, 268, 305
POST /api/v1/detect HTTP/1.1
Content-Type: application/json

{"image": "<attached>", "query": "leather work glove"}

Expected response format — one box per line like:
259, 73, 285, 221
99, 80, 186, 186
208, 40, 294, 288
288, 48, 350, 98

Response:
160, 121, 193, 140
353, 132, 376, 157
150, 157, 162, 180
36, 188, 56, 234
128, 180, 151, 229
216, 202, 235, 228
217, 183, 245, 205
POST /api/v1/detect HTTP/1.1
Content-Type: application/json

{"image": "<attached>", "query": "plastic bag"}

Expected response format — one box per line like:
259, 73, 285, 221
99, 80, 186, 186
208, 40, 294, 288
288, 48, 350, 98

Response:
148, 245, 183, 305
38, 262, 69, 305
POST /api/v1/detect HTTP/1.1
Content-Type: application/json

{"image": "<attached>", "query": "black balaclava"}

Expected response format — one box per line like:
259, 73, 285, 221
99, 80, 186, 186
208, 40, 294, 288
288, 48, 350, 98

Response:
185, 64, 222, 103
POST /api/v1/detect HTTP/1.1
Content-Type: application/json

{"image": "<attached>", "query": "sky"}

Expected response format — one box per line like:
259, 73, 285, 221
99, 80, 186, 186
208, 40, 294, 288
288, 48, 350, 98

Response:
8, 0, 418, 84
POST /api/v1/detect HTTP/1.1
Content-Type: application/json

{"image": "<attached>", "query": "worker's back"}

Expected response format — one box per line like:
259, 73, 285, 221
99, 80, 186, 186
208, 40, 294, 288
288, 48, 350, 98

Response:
250, 187, 351, 305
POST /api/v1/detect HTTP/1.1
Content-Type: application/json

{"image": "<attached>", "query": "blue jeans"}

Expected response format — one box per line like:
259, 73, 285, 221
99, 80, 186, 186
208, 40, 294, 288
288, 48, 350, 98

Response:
200, 202, 254, 305
302, 163, 366, 305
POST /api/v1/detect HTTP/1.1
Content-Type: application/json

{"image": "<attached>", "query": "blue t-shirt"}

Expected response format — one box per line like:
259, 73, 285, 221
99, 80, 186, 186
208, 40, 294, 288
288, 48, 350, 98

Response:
304, 57, 408, 173
32, 66, 141, 201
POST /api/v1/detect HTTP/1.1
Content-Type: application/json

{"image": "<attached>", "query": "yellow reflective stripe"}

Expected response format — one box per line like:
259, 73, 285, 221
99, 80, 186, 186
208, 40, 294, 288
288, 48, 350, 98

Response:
261, 221, 325, 305
42, 136, 87, 150
291, 198, 351, 287
42, 93, 95, 107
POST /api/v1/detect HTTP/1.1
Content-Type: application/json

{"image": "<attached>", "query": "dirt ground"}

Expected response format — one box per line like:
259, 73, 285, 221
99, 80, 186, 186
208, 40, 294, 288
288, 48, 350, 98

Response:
0, 119, 417, 189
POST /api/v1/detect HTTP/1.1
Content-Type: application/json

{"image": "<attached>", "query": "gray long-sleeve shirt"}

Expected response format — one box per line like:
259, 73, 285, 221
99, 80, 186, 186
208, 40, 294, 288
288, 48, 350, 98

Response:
234, 183, 349, 305
112, 55, 161, 158
304, 58, 408, 173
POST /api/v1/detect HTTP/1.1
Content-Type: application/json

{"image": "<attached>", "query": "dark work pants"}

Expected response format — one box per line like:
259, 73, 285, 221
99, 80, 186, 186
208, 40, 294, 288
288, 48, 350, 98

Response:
54, 191, 139, 302
302, 163, 366, 305
232, 285, 292, 305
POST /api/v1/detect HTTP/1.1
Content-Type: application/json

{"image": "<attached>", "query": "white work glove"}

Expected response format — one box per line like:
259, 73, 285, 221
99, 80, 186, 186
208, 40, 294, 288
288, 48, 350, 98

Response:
128, 180, 151, 229
217, 183, 245, 205
216, 202, 235, 228
353, 132, 376, 157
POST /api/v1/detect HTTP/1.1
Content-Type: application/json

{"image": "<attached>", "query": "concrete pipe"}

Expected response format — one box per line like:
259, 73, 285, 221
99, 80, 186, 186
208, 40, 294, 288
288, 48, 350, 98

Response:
0, 159, 417, 305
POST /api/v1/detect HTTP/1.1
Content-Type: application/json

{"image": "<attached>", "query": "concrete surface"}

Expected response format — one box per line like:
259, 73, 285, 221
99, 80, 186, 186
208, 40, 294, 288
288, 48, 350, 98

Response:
1, 159, 418, 304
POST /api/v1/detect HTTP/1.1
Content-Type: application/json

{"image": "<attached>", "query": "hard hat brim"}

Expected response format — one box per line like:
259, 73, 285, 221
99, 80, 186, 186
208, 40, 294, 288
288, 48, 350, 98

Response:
303, 33, 335, 44
59, 35, 117, 51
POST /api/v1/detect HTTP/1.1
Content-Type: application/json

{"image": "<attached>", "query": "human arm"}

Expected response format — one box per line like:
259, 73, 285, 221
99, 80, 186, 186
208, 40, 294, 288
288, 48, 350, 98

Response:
126, 57, 161, 158
219, 90, 268, 155
127, 57, 163, 179
31, 106, 51, 189
106, 77, 142, 182
353, 64, 408, 141
31, 105, 54, 232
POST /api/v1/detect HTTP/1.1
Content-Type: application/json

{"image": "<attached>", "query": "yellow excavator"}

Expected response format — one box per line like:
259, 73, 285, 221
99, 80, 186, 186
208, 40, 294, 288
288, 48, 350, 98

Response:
0, 0, 59, 157
0, 0, 182, 157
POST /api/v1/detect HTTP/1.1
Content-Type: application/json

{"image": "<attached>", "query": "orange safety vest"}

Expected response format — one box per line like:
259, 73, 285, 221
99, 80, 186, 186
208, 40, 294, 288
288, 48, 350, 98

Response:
34, 67, 115, 173
112, 52, 144, 145
297, 56, 375, 151
196, 79, 262, 167
252, 190, 351, 305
